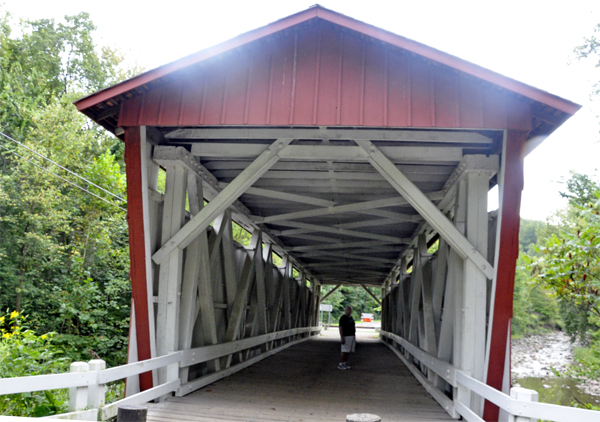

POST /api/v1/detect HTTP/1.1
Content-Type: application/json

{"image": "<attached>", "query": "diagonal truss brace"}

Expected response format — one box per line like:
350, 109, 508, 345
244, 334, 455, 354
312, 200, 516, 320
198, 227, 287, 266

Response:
361, 284, 382, 306
356, 140, 494, 280
152, 139, 293, 264
320, 284, 342, 302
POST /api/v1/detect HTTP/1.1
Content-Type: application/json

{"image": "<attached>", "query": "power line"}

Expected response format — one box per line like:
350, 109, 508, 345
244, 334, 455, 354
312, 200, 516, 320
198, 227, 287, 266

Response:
0, 144, 127, 211
0, 131, 126, 203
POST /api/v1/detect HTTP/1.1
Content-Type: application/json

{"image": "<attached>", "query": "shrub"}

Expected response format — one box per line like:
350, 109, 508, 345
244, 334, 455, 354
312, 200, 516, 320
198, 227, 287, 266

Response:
0, 311, 69, 417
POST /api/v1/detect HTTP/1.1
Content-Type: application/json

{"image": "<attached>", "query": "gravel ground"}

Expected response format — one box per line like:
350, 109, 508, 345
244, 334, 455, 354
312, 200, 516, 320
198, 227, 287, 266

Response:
511, 331, 600, 396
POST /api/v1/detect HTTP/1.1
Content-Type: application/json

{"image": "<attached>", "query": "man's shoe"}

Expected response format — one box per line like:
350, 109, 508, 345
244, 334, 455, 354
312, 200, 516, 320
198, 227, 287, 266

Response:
337, 363, 347, 370
344, 364, 351, 369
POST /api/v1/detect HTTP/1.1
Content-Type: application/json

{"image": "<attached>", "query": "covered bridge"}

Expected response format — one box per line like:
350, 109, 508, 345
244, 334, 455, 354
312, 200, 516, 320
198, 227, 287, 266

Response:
71, 5, 582, 421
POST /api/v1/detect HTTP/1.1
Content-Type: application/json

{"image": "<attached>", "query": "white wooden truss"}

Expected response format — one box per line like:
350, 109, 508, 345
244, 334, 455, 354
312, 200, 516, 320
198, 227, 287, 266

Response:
129, 125, 504, 418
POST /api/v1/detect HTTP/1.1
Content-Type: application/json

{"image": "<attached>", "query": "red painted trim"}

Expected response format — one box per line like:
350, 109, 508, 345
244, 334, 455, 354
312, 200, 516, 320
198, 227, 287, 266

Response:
124, 127, 154, 391
483, 130, 528, 421
75, 5, 579, 116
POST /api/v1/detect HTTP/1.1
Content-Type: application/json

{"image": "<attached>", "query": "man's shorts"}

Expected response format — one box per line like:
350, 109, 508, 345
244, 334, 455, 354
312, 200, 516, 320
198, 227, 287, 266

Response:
341, 335, 356, 353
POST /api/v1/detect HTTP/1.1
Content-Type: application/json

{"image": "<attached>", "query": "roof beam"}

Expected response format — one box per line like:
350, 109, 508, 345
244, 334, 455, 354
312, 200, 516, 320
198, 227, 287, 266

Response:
206, 161, 457, 175
308, 260, 390, 269
316, 267, 389, 277
291, 240, 409, 253
356, 140, 494, 279
275, 233, 339, 244
165, 127, 494, 143
335, 217, 416, 229
272, 220, 406, 243
298, 251, 397, 264
95, 104, 120, 121
231, 183, 424, 222
217, 170, 448, 183
256, 192, 444, 224
190, 144, 467, 163
278, 216, 415, 238
151, 139, 292, 265
237, 186, 335, 207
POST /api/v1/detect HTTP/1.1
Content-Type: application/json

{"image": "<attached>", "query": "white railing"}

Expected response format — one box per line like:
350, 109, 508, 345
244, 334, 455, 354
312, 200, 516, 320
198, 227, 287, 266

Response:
379, 330, 600, 422
0, 327, 320, 421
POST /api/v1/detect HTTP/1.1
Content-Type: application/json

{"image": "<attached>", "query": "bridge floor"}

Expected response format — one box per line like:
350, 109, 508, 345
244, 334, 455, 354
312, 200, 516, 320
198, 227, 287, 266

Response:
146, 329, 453, 422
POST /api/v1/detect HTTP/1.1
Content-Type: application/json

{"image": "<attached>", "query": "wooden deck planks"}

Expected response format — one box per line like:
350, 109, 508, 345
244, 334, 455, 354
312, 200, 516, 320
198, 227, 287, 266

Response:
147, 330, 453, 421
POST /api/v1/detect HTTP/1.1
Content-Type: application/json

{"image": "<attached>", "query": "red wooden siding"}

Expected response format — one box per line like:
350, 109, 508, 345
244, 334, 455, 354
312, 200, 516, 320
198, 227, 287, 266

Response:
119, 22, 531, 130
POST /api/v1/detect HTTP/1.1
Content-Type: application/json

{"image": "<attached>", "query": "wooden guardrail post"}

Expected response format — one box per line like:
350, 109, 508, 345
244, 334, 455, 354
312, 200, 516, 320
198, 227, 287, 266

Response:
509, 387, 538, 422
118, 405, 147, 421
68, 362, 89, 412
88, 359, 106, 409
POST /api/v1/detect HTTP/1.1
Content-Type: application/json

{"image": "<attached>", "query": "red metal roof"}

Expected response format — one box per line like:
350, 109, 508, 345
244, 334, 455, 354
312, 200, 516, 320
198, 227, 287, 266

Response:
75, 5, 580, 135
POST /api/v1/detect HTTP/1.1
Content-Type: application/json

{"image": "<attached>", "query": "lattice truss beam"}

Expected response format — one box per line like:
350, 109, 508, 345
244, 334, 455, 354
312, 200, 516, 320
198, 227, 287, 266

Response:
136, 126, 501, 419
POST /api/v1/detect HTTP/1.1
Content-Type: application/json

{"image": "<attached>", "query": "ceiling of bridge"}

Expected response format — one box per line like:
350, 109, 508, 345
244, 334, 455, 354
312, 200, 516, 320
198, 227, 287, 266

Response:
155, 126, 503, 286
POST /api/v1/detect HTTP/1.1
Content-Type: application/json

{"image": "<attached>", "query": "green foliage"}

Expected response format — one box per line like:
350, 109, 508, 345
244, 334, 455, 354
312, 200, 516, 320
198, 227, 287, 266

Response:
232, 221, 252, 246
0, 8, 133, 370
525, 172, 600, 380
526, 190, 600, 341
572, 344, 600, 378
0, 312, 69, 417
519, 219, 546, 255
512, 254, 562, 337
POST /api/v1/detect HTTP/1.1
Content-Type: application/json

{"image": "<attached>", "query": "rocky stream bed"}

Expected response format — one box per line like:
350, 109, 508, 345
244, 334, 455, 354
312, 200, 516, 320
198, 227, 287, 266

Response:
511, 331, 600, 401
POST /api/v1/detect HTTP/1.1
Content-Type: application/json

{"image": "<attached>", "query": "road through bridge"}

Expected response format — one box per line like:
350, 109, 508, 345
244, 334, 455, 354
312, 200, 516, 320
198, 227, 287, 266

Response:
145, 330, 452, 422
2, 4, 593, 422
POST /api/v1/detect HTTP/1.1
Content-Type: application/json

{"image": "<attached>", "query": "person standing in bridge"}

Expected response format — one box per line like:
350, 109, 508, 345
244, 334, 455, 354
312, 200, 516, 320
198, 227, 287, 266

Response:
338, 305, 355, 370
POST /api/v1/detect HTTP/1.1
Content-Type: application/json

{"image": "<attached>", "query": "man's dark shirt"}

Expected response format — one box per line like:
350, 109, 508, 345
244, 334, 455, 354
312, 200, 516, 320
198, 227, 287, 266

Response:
339, 314, 356, 336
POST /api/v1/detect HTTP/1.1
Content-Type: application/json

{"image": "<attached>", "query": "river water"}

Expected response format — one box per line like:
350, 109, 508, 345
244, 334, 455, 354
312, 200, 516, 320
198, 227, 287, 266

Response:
512, 332, 600, 407
515, 376, 600, 407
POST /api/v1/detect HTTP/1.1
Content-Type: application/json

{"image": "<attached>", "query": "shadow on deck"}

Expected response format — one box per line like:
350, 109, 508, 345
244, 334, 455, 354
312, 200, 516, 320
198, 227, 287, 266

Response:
147, 329, 453, 422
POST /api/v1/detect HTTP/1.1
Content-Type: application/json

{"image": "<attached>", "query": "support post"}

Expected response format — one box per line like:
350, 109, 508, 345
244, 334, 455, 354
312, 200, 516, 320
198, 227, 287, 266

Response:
509, 388, 538, 422
68, 362, 89, 412
156, 161, 187, 384
123, 127, 154, 391
88, 359, 106, 409
483, 130, 528, 421
118, 405, 148, 422
179, 173, 219, 379
462, 170, 491, 415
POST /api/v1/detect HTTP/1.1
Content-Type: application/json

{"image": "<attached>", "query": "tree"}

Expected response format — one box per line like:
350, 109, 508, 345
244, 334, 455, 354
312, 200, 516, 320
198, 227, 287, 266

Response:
526, 173, 600, 338
0, 9, 135, 367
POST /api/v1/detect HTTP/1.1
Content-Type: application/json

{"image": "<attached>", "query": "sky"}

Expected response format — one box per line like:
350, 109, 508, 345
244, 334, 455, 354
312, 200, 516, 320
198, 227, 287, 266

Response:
3, 0, 600, 221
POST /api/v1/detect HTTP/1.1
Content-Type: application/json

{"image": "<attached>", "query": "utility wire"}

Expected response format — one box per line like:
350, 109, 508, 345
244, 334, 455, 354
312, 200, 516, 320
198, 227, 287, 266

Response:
0, 143, 127, 211
0, 130, 126, 203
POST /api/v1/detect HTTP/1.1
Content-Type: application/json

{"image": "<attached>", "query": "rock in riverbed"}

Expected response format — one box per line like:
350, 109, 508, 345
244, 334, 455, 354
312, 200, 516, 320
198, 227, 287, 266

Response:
511, 331, 574, 379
